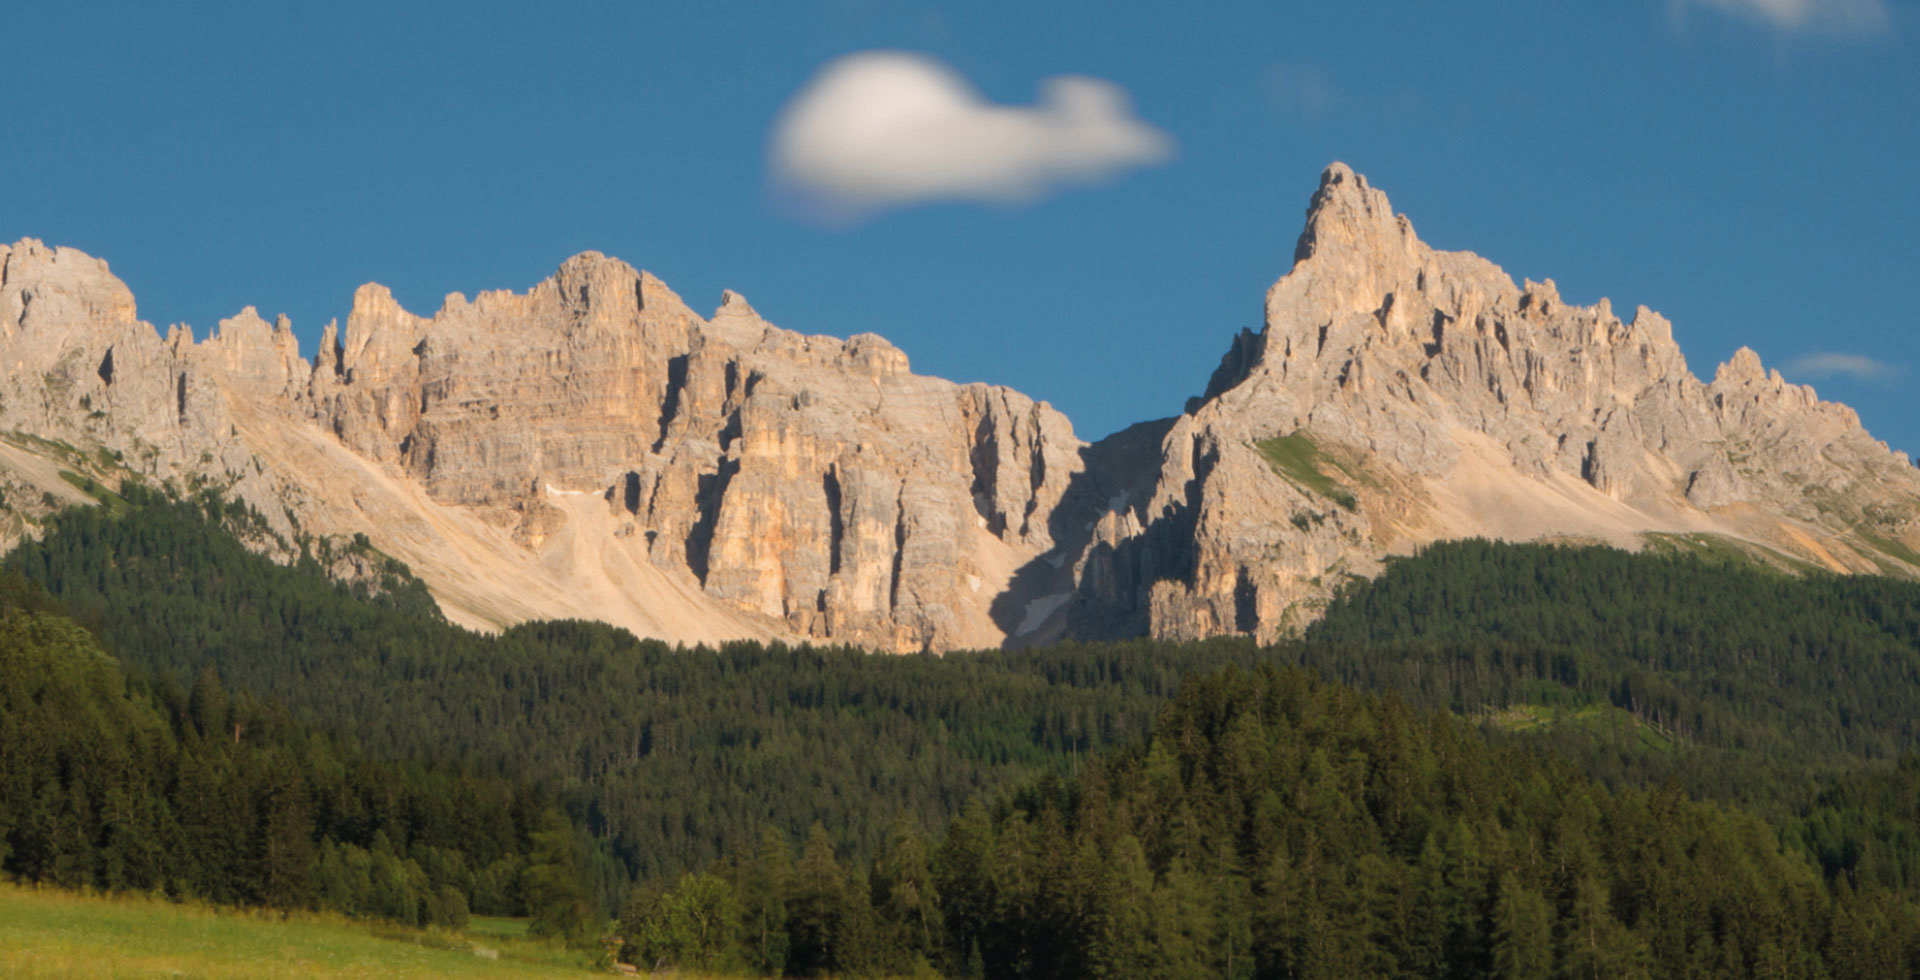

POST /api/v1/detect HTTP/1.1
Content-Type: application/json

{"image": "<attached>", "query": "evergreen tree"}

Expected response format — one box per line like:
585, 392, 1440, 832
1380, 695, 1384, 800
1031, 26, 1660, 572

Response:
1491, 872, 1552, 980
256, 756, 316, 909
785, 822, 849, 977
732, 825, 792, 975
522, 811, 597, 946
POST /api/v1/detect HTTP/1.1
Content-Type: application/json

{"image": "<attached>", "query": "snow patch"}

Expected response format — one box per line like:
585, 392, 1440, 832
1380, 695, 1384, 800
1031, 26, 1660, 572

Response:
1015, 592, 1071, 636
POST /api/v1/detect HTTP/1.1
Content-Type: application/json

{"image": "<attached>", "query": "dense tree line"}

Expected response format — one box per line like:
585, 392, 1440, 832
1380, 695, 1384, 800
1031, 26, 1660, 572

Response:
1792, 756, 1920, 897
0, 579, 594, 935
621, 666, 1920, 978
1288, 538, 1920, 804
12, 489, 1920, 974
3, 488, 1265, 888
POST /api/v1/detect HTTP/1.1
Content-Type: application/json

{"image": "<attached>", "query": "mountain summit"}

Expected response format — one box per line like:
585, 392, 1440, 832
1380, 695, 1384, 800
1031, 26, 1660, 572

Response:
3, 165, 1915, 650
1067, 163, 1920, 641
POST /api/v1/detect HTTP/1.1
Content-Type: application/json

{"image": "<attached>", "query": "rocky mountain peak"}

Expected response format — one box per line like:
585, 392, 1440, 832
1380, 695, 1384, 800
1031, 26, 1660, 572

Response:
1075, 164, 1920, 644
201, 306, 305, 398
1715, 345, 1767, 386
1, 168, 1914, 654
0, 239, 1093, 651
1290, 162, 1413, 267
707, 288, 769, 347
1, 238, 139, 340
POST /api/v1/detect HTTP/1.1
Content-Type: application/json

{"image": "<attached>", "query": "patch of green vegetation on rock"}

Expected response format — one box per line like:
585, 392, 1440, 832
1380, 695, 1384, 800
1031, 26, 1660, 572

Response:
56, 469, 129, 515
1855, 528, 1920, 575
3, 430, 85, 463
1255, 431, 1356, 510
1641, 530, 1819, 575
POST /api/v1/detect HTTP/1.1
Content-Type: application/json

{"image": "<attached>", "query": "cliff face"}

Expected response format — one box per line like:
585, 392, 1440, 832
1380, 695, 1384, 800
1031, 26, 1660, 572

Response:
0, 241, 1080, 652
3, 163, 1917, 650
1068, 164, 1920, 642
306, 256, 1082, 651
0, 240, 306, 538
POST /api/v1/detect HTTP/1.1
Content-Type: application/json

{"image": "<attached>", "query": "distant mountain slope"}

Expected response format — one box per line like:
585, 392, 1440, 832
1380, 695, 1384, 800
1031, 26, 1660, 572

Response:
1066, 164, 1920, 642
0, 574, 552, 924
1292, 538, 1920, 805
3, 164, 1916, 649
0, 241, 1079, 652
17, 489, 1920, 844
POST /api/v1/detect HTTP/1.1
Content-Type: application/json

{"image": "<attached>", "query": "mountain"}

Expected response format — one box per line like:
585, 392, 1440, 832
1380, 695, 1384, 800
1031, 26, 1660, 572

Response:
3, 164, 1916, 650
1067, 163, 1920, 642
0, 242, 1080, 652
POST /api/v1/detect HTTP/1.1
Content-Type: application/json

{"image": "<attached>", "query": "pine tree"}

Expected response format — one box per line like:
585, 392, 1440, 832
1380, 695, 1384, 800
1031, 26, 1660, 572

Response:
1491, 872, 1552, 980
935, 799, 996, 976
734, 825, 792, 975
872, 813, 943, 973
256, 758, 316, 909
1086, 834, 1155, 980
522, 811, 596, 946
785, 822, 848, 977
188, 664, 229, 742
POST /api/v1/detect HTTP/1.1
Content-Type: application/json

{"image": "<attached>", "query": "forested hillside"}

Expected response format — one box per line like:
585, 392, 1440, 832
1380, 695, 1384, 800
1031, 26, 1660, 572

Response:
1293, 539, 1920, 805
3, 488, 1264, 886
0, 577, 593, 933
619, 666, 1920, 978
10, 491, 1920, 978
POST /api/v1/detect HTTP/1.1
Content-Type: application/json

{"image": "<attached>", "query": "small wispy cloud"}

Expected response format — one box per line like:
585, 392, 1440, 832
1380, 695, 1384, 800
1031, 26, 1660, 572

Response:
1262, 62, 1334, 120
769, 51, 1173, 223
1679, 0, 1892, 35
1782, 351, 1903, 383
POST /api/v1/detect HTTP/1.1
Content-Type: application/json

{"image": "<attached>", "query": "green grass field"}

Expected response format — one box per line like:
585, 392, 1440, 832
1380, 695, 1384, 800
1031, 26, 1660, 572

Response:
0, 883, 617, 980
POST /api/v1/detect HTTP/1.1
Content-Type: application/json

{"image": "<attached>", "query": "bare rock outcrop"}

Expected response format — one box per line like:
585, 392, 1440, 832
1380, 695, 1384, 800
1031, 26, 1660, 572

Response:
3, 162, 1915, 651
0, 238, 1081, 652
0, 239, 297, 540
1068, 164, 1920, 642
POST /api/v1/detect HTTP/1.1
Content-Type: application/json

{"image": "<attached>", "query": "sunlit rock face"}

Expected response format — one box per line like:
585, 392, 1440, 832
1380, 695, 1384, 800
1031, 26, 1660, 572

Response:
0, 239, 1080, 652
1067, 163, 1920, 642
1, 164, 1915, 650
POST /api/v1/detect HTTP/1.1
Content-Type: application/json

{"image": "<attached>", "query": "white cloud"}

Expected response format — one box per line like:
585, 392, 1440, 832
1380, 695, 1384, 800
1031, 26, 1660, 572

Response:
1782, 351, 1902, 382
1683, 0, 1891, 34
769, 51, 1173, 220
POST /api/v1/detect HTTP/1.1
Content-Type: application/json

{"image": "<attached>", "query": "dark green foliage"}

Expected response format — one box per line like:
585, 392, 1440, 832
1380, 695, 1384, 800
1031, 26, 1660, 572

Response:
1293, 538, 1920, 803
620, 871, 740, 972
639, 667, 1920, 978
523, 810, 597, 946
0, 594, 552, 926
1791, 756, 1920, 894
0, 610, 169, 891
14, 490, 1920, 976
5, 489, 1264, 886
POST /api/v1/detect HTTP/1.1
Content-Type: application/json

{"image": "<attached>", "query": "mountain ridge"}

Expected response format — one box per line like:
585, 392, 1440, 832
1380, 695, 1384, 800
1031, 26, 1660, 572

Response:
1068, 163, 1920, 642
3, 163, 1916, 650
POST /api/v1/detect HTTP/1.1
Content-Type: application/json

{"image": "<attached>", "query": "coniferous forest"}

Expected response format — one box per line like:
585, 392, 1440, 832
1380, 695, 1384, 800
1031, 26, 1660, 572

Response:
5, 487, 1920, 976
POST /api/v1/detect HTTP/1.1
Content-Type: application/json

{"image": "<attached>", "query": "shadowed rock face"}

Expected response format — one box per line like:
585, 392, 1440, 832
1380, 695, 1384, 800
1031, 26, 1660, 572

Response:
2, 164, 1916, 650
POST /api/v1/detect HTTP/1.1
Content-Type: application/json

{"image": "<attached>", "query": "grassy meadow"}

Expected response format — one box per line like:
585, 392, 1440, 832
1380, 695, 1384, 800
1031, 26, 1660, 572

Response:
0, 882, 623, 980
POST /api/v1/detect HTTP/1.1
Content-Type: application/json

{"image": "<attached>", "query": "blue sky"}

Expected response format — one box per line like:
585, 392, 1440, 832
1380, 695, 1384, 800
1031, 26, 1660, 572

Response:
8, 0, 1917, 456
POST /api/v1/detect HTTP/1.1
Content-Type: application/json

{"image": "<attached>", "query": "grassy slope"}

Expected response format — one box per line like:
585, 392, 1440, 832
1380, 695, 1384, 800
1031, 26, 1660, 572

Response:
0, 883, 611, 980
1254, 431, 1356, 509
